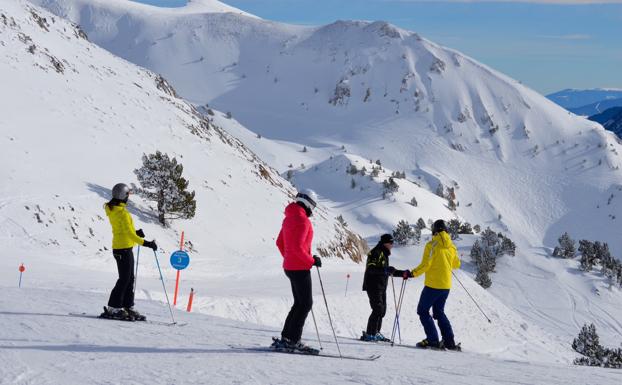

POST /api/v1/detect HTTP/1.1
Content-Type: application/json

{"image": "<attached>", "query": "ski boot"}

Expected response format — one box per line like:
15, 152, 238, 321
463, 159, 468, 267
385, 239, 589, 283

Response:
440, 340, 462, 351
360, 331, 376, 342
374, 333, 391, 342
415, 339, 440, 349
270, 337, 289, 351
100, 306, 134, 321
289, 340, 320, 355
125, 307, 146, 321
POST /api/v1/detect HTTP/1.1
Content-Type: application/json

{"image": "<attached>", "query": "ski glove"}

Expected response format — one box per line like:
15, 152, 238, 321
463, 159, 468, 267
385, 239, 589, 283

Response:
387, 266, 396, 275
313, 255, 322, 268
136, 229, 145, 238
391, 269, 404, 277
402, 270, 413, 280
143, 240, 157, 251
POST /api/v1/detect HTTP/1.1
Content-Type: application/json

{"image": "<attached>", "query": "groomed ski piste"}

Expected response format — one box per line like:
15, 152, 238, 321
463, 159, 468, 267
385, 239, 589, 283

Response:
1, 0, 622, 383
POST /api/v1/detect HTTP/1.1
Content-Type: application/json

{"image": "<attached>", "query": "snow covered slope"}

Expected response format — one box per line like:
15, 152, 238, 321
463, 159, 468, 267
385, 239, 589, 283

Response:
3, 287, 621, 385
0, 0, 366, 289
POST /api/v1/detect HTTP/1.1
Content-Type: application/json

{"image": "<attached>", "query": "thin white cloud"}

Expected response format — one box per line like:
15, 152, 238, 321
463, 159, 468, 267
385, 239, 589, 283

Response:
539, 34, 592, 39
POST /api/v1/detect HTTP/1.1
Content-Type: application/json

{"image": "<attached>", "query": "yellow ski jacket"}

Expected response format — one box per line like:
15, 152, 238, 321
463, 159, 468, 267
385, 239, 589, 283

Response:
104, 203, 145, 250
411, 231, 460, 289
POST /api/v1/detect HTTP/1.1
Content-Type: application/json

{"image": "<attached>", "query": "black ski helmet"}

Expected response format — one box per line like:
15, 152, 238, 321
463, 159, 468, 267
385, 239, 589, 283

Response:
432, 219, 448, 235
112, 183, 130, 200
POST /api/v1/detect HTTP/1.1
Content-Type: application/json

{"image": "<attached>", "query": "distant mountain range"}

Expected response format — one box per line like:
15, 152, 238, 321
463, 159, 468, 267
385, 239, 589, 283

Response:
589, 107, 622, 139
547, 89, 622, 116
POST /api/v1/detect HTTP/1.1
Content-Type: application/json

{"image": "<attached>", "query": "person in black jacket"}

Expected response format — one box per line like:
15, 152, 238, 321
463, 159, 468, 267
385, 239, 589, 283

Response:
361, 233, 409, 342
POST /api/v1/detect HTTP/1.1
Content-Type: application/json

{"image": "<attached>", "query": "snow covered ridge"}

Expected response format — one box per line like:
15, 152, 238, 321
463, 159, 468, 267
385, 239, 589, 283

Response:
0, 0, 367, 269
27, 0, 622, 257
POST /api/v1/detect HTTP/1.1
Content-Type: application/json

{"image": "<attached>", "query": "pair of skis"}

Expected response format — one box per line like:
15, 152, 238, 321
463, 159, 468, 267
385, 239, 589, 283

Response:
228, 344, 381, 361
68, 312, 186, 327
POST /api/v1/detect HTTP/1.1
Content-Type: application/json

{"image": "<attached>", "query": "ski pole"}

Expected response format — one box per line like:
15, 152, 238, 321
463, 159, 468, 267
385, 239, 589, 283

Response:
391, 279, 406, 345
133, 246, 141, 295
452, 271, 492, 323
316, 266, 342, 358
390, 276, 402, 343
395, 280, 408, 346
152, 249, 176, 324
310, 307, 323, 350
390, 279, 402, 344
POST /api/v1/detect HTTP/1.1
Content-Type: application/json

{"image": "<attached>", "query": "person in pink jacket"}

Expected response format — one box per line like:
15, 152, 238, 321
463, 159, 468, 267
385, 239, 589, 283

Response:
272, 189, 322, 354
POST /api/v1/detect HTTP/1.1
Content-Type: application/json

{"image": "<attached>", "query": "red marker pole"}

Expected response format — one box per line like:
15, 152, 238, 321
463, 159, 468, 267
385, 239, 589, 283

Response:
173, 231, 184, 306
345, 273, 350, 297
18, 263, 25, 288
186, 288, 195, 312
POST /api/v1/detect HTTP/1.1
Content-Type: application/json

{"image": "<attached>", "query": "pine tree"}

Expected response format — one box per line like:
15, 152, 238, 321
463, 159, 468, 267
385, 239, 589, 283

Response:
480, 227, 499, 250
573, 323, 601, 357
447, 219, 461, 240
134, 151, 196, 227
383, 177, 399, 197
416, 217, 426, 230
481, 247, 496, 272
475, 268, 492, 289
347, 164, 358, 175
393, 220, 419, 245
552, 232, 576, 258
500, 236, 516, 256
351, 178, 356, 189
459, 222, 473, 234
470, 240, 482, 265
409, 196, 418, 207
578, 240, 596, 271
573, 323, 604, 366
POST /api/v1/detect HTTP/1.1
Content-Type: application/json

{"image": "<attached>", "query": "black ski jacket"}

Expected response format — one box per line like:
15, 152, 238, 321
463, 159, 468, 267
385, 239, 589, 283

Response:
362, 243, 401, 291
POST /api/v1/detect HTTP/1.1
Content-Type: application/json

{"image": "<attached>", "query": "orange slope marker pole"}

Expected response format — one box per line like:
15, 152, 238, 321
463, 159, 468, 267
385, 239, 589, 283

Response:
186, 288, 195, 312
173, 231, 184, 306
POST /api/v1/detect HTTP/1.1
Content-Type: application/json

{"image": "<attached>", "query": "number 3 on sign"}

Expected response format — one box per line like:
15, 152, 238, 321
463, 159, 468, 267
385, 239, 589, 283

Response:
170, 250, 190, 270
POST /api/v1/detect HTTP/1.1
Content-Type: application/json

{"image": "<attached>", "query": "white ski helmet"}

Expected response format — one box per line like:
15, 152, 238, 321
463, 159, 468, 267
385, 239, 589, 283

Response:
296, 188, 318, 212
112, 183, 130, 200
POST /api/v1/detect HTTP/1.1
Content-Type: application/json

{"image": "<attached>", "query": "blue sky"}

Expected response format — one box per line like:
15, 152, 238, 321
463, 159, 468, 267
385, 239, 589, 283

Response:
132, 0, 622, 95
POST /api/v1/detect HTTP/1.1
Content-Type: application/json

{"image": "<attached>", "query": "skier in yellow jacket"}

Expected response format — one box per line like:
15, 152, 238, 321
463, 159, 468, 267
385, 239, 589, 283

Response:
102, 183, 157, 321
409, 219, 461, 350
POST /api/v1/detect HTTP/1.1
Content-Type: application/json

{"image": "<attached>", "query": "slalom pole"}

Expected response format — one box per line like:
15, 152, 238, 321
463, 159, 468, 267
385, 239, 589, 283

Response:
133, 246, 141, 295
310, 307, 323, 350
152, 249, 176, 324
390, 276, 402, 343
452, 271, 492, 323
316, 266, 342, 358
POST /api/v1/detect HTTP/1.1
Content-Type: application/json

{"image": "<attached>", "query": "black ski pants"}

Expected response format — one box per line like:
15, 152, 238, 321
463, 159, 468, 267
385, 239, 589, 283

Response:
107, 248, 135, 309
366, 287, 387, 335
281, 269, 313, 343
